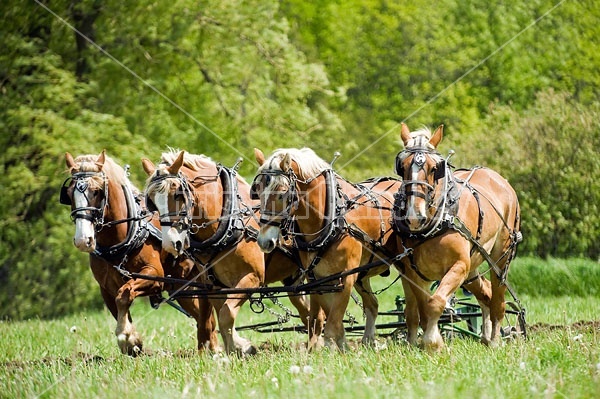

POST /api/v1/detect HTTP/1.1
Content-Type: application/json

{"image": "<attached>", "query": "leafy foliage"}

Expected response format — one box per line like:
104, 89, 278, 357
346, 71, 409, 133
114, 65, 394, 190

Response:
455, 90, 600, 258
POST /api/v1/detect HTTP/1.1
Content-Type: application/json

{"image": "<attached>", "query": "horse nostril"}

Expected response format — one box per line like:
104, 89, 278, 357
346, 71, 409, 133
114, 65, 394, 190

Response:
86, 237, 93, 247
175, 241, 182, 252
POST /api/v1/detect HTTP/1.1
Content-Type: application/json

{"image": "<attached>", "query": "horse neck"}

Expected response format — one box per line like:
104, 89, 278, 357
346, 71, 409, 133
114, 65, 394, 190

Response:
96, 177, 129, 246
188, 172, 223, 241
296, 176, 327, 236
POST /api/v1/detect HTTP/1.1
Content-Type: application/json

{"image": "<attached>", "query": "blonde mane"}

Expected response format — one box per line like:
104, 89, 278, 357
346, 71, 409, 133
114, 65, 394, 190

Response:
159, 149, 215, 171
258, 147, 330, 181
405, 126, 436, 150
146, 149, 249, 196
71, 154, 132, 191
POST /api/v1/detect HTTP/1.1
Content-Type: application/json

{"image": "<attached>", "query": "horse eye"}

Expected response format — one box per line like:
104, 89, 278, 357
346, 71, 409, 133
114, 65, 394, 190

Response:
174, 191, 185, 201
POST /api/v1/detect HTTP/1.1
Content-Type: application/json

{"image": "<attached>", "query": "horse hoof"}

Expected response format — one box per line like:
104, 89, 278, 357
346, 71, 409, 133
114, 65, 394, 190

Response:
117, 333, 143, 356
422, 340, 445, 354
243, 344, 257, 356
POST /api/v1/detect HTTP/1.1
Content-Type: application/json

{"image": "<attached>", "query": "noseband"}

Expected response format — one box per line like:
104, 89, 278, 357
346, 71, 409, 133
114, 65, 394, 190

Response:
60, 171, 108, 228
394, 147, 448, 234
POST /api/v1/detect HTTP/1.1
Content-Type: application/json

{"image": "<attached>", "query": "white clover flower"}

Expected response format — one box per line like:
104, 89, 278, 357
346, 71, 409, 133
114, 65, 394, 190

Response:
289, 365, 300, 374
70, 326, 77, 333
519, 362, 526, 370
572, 334, 583, 342
302, 365, 313, 374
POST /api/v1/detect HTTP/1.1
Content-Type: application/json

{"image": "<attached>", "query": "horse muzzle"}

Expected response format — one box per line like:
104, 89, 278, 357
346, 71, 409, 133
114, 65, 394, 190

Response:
257, 225, 279, 253
162, 227, 190, 257
73, 235, 96, 252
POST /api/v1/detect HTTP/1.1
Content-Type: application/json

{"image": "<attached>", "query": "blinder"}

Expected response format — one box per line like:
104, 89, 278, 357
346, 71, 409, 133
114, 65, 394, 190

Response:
145, 196, 158, 213
394, 152, 404, 177
433, 160, 446, 181
249, 174, 271, 200
59, 178, 72, 205
395, 150, 446, 182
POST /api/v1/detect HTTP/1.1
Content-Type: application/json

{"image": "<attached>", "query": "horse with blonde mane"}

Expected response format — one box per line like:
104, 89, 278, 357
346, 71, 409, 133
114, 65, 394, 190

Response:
251, 147, 402, 351
61, 150, 218, 355
393, 123, 522, 352
142, 150, 315, 355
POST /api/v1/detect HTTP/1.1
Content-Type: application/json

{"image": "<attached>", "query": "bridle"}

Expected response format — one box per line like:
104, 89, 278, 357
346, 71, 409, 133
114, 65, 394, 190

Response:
60, 171, 108, 229
250, 168, 301, 229
394, 147, 449, 233
145, 172, 196, 232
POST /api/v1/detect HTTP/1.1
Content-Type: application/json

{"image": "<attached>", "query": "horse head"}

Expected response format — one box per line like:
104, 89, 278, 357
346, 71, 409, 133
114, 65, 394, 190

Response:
251, 148, 300, 253
395, 123, 447, 232
62, 149, 118, 252
142, 151, 194, 257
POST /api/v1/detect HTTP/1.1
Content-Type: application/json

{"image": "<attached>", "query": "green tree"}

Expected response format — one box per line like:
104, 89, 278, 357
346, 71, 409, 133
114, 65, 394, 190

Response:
456, 90, 600, 258
0, 21, 147, 319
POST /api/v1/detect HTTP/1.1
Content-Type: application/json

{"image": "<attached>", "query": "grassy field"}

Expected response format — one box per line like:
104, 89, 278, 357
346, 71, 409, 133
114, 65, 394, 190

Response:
2, 257, 599, 398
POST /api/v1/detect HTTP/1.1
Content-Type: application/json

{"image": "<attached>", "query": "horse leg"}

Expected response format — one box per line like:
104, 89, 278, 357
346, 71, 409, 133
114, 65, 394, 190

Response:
307, 296, 325, 351
99, 286, 118, 319
215, 274, 260, 356
114, 286, 143, 356
176, 297, 220, 352
288, 293, 312, 330
423, 260, 469, 353
321, 276, 353, 351
489, 271, 507, 345
400, 276, 420, 346
114, 267, 163, 356
354, 278, 379, 346
462, 275, 493, 345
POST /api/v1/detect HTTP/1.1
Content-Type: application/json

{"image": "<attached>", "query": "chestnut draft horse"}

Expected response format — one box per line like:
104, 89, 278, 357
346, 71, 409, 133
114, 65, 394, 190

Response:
252, 147, 403, 351
142, 150, 314, 356
393, 123, 522, 352
61, 150, 218, 356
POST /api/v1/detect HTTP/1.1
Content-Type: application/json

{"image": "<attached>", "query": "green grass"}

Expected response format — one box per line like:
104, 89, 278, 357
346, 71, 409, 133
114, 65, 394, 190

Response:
509, 257, 600, 297
2, 258, 600, 398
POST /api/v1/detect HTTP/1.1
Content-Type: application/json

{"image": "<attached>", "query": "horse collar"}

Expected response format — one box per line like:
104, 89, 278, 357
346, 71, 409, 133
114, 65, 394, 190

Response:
94, 184, 152, 264
188, 165, 245, 252
294, 169, 346, 252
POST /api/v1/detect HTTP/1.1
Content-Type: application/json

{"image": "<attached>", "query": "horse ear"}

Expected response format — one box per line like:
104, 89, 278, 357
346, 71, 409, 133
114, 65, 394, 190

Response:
280, 153, 292, 172
429, 125, 444, 148
141, 158, 156, 176
96, 149, 106, 170
167, 151, 185, 174
254, 148, 265, 166
400, 123, 412, 146
65, 152, 76, 169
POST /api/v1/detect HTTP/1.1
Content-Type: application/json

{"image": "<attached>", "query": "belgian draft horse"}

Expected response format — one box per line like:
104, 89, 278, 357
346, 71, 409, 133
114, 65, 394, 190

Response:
393, 123, 522, 352
61, 150, 218, 355
142, 150, 313, 355
252, 147, 402, 351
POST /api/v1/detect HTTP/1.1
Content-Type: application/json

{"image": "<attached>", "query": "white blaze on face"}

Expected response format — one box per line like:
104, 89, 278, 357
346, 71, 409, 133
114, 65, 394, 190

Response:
72, 188, 96, 252
155, 191, 189, 256
406, 161, 427, 230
